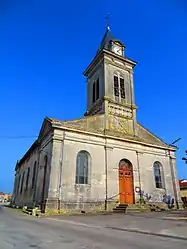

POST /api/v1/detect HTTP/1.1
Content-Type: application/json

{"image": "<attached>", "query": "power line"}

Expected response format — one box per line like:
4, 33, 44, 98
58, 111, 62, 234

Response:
0, 136, 37, 139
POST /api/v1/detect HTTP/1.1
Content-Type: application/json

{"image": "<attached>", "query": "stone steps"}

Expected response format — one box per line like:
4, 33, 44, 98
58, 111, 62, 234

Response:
22, 206, 41, 217
113, 204, 128, 213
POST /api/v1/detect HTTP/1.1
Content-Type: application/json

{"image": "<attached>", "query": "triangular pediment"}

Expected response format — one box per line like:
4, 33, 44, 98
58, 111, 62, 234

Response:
38, 117, 52, 141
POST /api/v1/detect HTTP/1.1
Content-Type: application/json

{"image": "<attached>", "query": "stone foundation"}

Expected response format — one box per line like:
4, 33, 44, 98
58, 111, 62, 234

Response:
44, 198, 117, 214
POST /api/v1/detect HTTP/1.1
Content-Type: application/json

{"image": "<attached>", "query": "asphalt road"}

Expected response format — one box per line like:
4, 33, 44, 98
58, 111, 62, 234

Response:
1, 205, 187, 249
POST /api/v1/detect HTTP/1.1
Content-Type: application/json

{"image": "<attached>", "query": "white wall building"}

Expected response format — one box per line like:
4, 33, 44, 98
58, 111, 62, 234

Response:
12, 27, 181, 212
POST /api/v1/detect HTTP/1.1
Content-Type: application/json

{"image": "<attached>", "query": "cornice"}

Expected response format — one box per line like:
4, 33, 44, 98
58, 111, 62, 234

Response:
84, 49, 137, 76
53, 125, 174, 151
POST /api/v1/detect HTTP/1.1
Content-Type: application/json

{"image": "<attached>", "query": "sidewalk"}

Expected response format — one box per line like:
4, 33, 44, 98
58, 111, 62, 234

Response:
45, 212, 187, 240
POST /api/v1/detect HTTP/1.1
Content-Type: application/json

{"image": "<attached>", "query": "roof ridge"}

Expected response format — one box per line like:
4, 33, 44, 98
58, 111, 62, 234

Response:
48, 114, 104, 124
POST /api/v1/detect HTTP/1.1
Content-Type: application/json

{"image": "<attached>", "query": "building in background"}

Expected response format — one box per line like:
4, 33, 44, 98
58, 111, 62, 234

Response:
0, 192, 11, 203
179, 180, 187, 208
11, 27, 182, 213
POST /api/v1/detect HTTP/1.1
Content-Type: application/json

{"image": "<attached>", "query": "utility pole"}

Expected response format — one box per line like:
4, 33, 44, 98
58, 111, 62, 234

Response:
169, 138, 181, 209
182, 150, 187, 164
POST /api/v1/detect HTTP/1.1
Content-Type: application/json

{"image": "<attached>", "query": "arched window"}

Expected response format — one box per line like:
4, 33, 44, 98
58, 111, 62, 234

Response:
153, 161, 163, 189
76, 151, 90, 184
120, 77, 125, 99
119, 159, 132, 170
32, 161, 37, 189
92, 82, 96, 103
96, 78, 100, 100
114, 75, 119, 97
25, 167, 30, 191
20, 172, 25, 194
17, 175, 21, 194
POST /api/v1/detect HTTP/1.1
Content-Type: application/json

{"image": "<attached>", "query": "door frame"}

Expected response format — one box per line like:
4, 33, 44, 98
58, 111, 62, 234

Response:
118, 158, 135, 204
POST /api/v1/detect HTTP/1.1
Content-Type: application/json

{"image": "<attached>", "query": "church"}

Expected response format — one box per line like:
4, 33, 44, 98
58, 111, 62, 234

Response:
11, 27, 181, 212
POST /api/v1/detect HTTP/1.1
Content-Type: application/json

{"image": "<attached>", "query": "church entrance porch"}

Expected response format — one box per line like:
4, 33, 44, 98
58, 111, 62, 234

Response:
119, 159, 134, 204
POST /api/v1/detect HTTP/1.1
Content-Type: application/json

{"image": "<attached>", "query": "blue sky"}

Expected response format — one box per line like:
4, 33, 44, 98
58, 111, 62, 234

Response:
0, 0, 187, 193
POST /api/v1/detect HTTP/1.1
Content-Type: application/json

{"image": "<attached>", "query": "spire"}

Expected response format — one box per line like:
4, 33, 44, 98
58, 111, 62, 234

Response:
97, 26, 115, 53
95, 13, 115, 53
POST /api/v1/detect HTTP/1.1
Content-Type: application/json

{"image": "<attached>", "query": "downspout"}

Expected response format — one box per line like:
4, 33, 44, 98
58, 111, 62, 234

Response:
104, 108, 108, 210
168, 149, 179, 209
104, 142, 108, 211
58, 131, 65, 213
136, 151, 142, 203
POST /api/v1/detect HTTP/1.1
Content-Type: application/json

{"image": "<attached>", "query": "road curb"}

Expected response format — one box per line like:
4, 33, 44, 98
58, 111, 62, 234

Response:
106, 226, 187, 241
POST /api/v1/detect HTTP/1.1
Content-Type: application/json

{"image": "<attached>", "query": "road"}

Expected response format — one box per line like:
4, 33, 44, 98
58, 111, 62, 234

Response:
1, 205, 187, 249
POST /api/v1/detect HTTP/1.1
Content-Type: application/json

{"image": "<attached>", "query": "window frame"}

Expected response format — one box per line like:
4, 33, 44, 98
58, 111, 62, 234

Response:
113, 73, 126, 102
75, 150, 90, 185
92, 82, 96, 103
32, 161, 37, 190
120, 77, 125, 99
17, 175, 21, 194
20, 172, 25, 194
114, 75, 119, 98
96, 78, 100, 100
153, 161, 164, 189
25, 167, 30, 191
92, 77, 100, 104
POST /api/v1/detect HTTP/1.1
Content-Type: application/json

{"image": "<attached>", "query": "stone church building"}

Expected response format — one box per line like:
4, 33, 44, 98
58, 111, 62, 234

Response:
12, 27, 181, 212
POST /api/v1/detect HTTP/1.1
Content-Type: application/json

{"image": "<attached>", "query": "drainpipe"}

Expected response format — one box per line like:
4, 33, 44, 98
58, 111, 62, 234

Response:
58, 131, 65, 213
168, 150, 179, 209
136, 151, 142, 202
104, 143, 108, 211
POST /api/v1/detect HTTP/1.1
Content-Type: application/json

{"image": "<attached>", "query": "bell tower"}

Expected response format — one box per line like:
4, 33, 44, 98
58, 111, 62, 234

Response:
83, 27, 138, 135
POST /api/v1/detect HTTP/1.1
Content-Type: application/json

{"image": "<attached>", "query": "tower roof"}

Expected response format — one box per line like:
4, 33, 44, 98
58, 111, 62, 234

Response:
97, 27, 125, 54
98, 27, 114, 51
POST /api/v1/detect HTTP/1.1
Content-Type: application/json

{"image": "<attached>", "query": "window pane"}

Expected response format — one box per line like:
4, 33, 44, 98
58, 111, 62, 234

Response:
84, 177, 88, 184
114, 76, 119, 97
76, 151, 89, 184
32, 162, 37, 189
20, 172, 25, 194
120, 78, 125, 99
79, 176, 85, 184
96, 78, 99, 100
25, 168, 30, 191
154, 162, 163, 189
93, 82, 96, 103
17, 175, 21, 194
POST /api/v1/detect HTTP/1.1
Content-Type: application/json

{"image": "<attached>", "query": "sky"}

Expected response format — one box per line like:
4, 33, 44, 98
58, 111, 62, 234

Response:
0, 0, 187, 193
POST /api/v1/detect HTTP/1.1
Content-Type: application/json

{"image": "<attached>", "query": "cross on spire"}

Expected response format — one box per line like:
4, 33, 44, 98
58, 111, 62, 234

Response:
106, 13, 111, 30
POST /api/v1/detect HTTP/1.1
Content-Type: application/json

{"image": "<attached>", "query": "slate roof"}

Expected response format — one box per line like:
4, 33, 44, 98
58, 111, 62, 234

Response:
47, 114, 170, 149
96, 27, 124, 54
97, 27, 115, 52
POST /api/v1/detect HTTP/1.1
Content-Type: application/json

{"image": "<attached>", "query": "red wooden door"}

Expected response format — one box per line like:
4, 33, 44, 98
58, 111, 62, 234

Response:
119, 159, 134, 204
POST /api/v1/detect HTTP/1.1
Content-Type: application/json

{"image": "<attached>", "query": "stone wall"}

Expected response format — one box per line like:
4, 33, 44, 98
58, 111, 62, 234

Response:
46, 128, 181, 212
12, 128, 53, 208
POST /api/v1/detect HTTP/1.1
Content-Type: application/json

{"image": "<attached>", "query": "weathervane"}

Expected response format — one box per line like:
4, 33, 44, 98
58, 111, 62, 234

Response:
106, 13, 111, 30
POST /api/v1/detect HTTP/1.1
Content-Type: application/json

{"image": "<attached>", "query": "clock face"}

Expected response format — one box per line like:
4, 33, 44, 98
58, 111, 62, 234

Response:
113, 44, 123, 56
